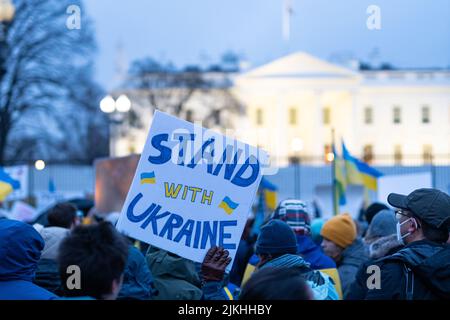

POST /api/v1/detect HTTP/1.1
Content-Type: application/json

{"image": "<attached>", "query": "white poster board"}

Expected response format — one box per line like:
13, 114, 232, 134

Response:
377, 172, 432, 205
117, 111, 268, 266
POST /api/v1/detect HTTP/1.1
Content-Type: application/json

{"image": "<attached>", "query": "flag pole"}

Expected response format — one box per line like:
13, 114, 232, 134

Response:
331, 128, 338, 216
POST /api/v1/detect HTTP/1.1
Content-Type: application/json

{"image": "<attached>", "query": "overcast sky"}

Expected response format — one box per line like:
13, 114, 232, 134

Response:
84, 0, 450, 90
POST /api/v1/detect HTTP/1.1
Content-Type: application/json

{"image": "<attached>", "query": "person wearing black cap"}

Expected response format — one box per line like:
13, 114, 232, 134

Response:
365, 188, 450, 300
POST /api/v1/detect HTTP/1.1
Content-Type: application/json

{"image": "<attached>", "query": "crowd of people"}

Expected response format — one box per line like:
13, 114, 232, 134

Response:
0, 188, 449, 300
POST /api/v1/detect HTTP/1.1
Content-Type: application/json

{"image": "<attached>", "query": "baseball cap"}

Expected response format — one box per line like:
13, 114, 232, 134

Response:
387, 188, 450, 229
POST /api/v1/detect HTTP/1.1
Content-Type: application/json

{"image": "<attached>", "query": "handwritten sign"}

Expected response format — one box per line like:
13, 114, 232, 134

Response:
116, 111, 268, 266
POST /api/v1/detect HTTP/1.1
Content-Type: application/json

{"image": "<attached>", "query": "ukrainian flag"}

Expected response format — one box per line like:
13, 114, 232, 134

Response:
219, 196, 239, 215
260, 177, 278, 210
332, 145, 347, 207
0, 167, 20, 201
140, 171, 156, 184
342, 141, 382, 191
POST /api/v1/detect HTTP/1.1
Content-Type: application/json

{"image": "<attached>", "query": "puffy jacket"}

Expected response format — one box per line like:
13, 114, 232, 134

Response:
365, 240, 450, 300
296, 235, 336, 269
33, 226, 69, 295
146, 246, 202, 300
337, 238, 369, 298
118, 245, 155, 300
0, 219, 57, 300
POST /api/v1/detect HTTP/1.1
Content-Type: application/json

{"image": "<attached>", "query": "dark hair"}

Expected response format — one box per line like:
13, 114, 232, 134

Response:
239, 267, 312, 300
417, 217, 449, 243
58, 222, 129, 299
365, 202, 389, 224
47, 203, 77, 228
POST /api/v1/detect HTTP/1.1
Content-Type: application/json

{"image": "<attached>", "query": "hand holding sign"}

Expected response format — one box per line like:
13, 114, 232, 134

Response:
201, 246, 232, 282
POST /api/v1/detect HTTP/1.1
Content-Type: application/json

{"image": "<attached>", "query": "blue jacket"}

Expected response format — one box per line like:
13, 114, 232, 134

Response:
296, 235, 336, 270
118, 245, 156, 300
0, 219, 57, 300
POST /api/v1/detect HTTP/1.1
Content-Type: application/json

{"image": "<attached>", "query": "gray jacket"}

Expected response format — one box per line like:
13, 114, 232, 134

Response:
337, 238, 369, 298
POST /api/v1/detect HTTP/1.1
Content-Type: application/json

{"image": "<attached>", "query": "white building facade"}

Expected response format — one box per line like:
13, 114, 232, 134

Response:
233, 52, 450, 167
112, 52, 450, 167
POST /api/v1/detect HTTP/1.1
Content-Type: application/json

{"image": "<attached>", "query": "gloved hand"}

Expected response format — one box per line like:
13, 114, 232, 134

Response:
201, 246, 232, 282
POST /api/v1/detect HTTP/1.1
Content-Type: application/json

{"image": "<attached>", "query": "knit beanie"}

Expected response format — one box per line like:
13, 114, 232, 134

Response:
271, 199, 311, 235
320, 213, 357, 248
255, 220, 297, 255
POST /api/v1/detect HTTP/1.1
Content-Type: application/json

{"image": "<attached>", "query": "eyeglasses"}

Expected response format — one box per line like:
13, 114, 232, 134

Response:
395, 209, 411, 221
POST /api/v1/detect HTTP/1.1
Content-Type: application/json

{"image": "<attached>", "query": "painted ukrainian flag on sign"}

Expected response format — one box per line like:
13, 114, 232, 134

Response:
140, 171, 156, 184
0, 167, 20, 201
219, 196, 239, 215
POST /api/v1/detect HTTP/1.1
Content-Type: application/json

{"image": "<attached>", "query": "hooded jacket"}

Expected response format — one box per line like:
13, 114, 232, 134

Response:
346, 234, 403, 300
33, 226, 69, 295
258, 254, 339, 300
0, 219, 57, 300
296, 235, 336, 269
118, 245, 155, 300
337, 237, 369, 298
146, 246, 202, 300
365, 239, 450, 300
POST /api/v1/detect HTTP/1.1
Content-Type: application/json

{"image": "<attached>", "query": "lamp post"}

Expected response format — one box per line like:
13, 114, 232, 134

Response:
0, 0, 15, 82
291, 138, 303, 199
99, 94, 131, 157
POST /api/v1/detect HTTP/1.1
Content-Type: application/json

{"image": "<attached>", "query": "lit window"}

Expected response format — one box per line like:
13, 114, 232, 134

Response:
323, 107, 331, 125
363, 145, 374, 163
289, 107, 297, 125
423, 145, 433, 164
256, 108, 263, 126
394, 145, 402, 165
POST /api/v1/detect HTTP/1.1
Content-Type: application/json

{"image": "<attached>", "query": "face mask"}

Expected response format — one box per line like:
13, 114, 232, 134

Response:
396, 218, 415, 244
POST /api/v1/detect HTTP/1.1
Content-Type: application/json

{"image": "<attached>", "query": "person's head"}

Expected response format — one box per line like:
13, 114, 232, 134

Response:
310, 218, 325, 244
47, 202, 79, 229
388, 188, 450, 245
364, 209, 397, 244
0, 219, 44, 282
364, 202, 389, 224
58, 222, 129, 299
240, 267, 314, 300
255, 220, 297, 266
271, 199, 311, 235
320, 213, 357, 262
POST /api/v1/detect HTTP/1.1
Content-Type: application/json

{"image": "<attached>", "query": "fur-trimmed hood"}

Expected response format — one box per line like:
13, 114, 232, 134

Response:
368, 234, 403, 259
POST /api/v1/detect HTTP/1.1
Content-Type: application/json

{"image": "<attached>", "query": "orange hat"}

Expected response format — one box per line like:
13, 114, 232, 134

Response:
320, 213, 357, 248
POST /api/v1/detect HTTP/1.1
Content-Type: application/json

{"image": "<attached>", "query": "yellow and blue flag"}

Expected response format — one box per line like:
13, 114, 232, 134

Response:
0, 167, 20, 201
219, 196, 239, 215
332, 145, 347, 207
342, 141, 382, 191
140, 171, 156, 184
260, 177, 278, 211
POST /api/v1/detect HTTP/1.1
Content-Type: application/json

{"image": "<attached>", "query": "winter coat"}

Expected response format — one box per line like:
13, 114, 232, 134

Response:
258, 254, 339, 300
33, 226, 69, 295
118, 245, 155, 300
337, 238, 369, 298
365, 240, 450, 300
0, 219, 57, 300
296, 235, 336, 269
346, 234, 403, 300
146, 246, 202, 300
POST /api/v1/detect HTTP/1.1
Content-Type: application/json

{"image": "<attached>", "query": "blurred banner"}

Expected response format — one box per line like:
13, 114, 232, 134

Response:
95, 154, 139, 214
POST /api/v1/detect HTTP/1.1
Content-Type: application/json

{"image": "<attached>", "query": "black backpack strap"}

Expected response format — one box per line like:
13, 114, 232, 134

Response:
404, 264, 414, 300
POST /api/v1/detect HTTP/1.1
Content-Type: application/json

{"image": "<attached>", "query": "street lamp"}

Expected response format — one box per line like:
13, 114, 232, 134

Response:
99, 94, 132, 157
291, 138, 303, 199
35, 160, 45, 171
0, 0, 15, 23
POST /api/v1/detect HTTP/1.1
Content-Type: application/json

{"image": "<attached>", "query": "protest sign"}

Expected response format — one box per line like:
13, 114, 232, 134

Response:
116, 111, 268, 266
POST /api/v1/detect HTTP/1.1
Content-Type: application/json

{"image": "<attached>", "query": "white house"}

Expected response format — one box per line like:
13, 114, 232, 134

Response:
112, 52, 450, 167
